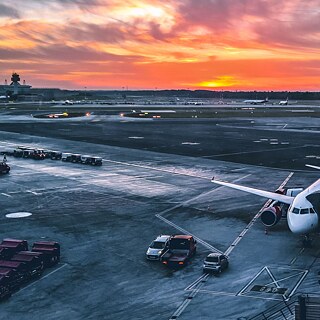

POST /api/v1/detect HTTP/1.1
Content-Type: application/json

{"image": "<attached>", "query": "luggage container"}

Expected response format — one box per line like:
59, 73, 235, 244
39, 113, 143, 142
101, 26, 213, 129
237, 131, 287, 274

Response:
0, 275, 12, 300
0, 268, 24, 291
11, 254, 44, 278
1, 239, 28, 251
0, 261, 29, 282
32, 241, 60, 267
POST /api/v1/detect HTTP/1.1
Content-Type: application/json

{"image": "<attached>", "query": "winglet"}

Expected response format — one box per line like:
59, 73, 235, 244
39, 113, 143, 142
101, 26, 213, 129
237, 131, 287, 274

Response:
211, 176, 215, 181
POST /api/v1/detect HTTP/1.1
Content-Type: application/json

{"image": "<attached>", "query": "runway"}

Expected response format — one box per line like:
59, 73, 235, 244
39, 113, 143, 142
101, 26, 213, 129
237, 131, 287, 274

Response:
0, 103, 319, 320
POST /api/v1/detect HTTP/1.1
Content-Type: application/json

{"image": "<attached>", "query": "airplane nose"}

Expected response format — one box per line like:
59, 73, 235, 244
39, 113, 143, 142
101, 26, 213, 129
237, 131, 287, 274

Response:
288, 213, 318, 234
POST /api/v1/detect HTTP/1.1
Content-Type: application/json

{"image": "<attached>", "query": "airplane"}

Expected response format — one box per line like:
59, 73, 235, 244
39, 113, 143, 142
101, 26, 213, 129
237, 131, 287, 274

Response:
279, 98, 289, 105
211, 171, 320, 246
243, 97, 268, 105
64, 100, 74, 105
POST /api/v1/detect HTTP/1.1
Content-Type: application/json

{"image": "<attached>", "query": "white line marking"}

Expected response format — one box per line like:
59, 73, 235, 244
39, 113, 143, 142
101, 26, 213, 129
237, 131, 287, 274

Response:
290, 248, 305, 265
1, 193, 12, 197
288, 270, 309, 299
19, 263, 67, 292
265, 266, 280, 288
156, 214, 222, 253
224, 172, 294, 256
237, 266, 267, 296
201, 145, 306, 158
26, 190, 42, 195
185, 274, 209, 291
103, 159, 211, 180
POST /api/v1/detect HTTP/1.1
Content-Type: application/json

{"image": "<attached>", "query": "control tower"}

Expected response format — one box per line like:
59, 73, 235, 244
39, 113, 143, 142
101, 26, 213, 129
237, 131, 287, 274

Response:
0, 72, 32, 97
11, 72, 22, 95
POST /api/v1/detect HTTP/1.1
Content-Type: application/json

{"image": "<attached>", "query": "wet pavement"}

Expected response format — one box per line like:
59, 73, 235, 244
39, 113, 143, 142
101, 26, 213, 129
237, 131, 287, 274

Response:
0, 104, 319, 319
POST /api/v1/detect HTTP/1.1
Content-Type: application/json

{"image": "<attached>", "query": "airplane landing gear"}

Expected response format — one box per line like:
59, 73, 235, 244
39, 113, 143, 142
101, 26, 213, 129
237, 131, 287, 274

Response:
302, 234, 312, 248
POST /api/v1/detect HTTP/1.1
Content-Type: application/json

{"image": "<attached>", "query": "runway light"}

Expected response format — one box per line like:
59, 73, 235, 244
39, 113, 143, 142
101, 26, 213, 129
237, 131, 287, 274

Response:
120, 113, 124, 117
85, 112, 90, 117
162, 261, 167, 265
178, 262, 184, 265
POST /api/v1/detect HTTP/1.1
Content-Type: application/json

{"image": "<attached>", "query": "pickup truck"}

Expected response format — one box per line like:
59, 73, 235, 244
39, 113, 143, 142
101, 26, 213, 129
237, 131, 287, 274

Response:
161, 235, 197, 268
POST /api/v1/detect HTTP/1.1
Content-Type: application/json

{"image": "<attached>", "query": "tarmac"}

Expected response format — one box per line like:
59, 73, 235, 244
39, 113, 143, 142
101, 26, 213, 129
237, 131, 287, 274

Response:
0, 103, 319, 320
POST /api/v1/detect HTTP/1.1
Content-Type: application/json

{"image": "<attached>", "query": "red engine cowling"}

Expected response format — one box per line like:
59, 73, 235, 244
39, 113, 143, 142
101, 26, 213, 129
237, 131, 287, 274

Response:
260, 206, 282, 227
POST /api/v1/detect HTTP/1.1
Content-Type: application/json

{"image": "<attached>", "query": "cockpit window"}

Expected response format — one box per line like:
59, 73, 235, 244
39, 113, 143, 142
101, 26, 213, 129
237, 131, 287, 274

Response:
300, 208, 309, 215
310, 208, 316, 214
292, 207, 300, 214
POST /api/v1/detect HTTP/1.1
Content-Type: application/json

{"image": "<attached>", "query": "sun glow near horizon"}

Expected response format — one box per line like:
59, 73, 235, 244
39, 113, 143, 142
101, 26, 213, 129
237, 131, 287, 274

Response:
0, 0, 318, 90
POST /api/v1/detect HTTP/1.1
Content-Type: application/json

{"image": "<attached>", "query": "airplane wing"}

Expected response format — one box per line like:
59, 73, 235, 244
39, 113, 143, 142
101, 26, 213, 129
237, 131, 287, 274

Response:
306, 164, 320, 170
211, 178, 294, 205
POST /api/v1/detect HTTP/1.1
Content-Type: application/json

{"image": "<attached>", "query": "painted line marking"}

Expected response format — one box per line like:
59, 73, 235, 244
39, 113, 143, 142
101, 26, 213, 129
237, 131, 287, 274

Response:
26, 190, 42, 196
1, 193, 12, 197
170, 274, 209, 320
185, 274, 208, 291
156, 214, 222, 253
201, 145, 307, 158
156, 174, 252, 253
103, 159, 211, 180
265, 266, 280, 288
224, 172, 294, 257
290, 248, 305, 265
19, 263, 67, 292
288, 270, 309, 299
237, 266, 267, 297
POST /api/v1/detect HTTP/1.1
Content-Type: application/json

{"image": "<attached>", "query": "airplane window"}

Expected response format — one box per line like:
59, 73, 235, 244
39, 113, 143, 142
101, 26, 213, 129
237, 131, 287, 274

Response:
310, 208, 316, 214
300, 208, 309, 215
292, 208, 300, 214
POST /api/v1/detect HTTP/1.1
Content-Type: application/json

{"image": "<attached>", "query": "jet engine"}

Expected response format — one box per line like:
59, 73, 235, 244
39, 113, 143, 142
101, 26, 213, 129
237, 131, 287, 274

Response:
260, 205, 282, 227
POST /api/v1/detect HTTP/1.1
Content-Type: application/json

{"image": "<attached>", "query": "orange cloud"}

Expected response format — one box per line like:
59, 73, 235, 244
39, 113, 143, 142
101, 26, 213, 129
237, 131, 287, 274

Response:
0, 0, 318, 90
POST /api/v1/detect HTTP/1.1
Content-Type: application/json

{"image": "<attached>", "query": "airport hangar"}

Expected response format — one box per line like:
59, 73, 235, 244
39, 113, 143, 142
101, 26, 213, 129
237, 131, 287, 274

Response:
0, 102, 320, 320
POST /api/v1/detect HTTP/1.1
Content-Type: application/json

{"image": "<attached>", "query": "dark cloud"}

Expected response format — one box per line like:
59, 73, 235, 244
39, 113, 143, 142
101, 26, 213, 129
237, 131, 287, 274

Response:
0, 4, 20, 18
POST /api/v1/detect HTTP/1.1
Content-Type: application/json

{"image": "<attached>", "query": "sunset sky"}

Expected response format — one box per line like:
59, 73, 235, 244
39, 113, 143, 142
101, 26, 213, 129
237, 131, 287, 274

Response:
0, 0, 319, 90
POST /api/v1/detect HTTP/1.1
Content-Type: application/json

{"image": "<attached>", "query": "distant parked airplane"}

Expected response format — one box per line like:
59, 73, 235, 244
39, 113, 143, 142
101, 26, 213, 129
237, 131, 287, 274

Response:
243, 97, 268, 104
279, 98, 289, 105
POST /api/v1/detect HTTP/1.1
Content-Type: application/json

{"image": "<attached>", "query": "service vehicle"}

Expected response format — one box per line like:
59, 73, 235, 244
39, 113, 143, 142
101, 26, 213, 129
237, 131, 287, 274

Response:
61, 153, 72, 162
146, 235, 170, 260
50, 151, 62, 160
0, 162, 10, 174
81, 155, 92, 164
81, 155, 103, 166
203, 253, 229, 274
13, 149, 23, 157
91, 156, 102, 166
161, 235, 197, 268
22, 149, 34, 158
32, 150, 46, 160
71, 154, 81, 163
